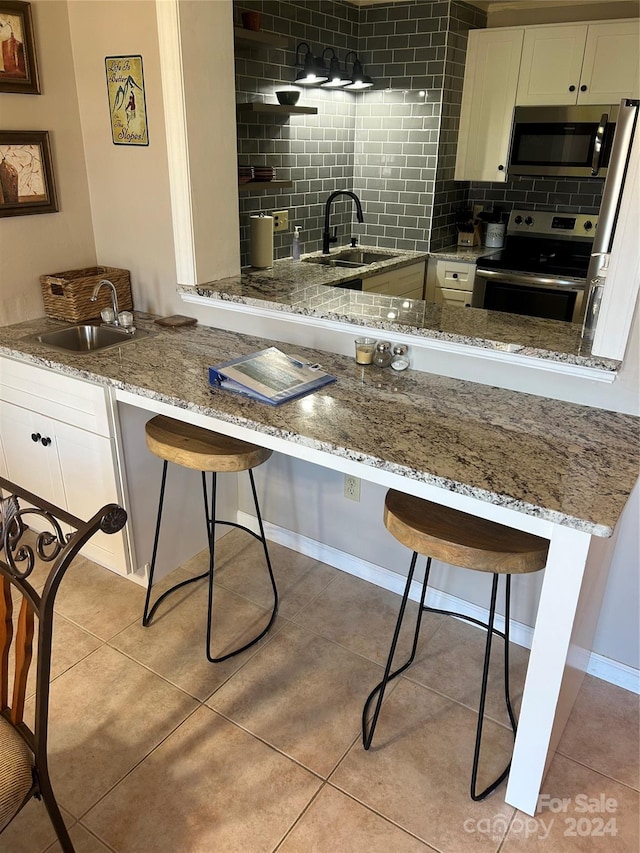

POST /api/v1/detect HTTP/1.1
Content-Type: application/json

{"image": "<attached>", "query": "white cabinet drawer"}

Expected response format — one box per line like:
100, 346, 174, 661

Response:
0, 357, 111, 436
435, 287, 473, 308
435, 260, 476, 292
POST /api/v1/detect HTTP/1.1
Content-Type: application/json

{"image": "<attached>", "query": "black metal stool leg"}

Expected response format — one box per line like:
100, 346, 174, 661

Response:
470, 573, 517, 801
206, 468, 279, 663
363, 553, 431, 749
142, 461, 209, 627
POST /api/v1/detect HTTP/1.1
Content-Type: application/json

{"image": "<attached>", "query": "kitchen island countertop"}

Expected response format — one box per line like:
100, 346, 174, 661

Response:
0, 314, 636, 538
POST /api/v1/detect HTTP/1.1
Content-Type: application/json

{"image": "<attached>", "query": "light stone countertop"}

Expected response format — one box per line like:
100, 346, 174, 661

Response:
181, 247, 619, 373
0, 314, 637, 537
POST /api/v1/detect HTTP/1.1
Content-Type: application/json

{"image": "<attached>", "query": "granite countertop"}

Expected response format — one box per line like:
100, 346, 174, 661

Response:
181, 247, 619, 373
1, 314, 637, 537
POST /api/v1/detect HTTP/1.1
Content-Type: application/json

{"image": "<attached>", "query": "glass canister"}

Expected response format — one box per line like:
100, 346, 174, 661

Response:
372, 341, 392, 368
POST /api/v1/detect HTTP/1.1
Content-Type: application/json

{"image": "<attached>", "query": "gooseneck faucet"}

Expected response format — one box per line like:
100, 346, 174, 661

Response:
90, 279, 120, 324
322, 190, 364, 254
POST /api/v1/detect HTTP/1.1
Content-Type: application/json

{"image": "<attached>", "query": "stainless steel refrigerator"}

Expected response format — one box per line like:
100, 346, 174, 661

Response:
581, 98, 639, 348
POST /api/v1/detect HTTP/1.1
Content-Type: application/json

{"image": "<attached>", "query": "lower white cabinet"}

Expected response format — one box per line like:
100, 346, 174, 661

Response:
363, 261, 425, 299
426, 258, 475, 308
0, 357, 131, 575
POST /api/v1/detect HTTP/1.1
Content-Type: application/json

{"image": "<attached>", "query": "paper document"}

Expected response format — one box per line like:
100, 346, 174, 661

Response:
209, 347, 337, 405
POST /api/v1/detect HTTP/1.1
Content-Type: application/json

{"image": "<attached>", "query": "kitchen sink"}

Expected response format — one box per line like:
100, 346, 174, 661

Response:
304, 249, 399, 268
26, 323, 155, 354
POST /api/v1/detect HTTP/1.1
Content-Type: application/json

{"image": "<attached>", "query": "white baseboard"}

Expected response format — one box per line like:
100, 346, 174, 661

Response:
238, 511, 640, 695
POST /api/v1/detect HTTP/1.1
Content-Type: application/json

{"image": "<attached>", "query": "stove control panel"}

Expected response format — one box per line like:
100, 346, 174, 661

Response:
507, 209, 598, 239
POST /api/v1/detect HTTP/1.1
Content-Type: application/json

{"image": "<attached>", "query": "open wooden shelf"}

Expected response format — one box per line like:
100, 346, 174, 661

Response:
238, 180, 293, 192
236, 102, 318, 116
233, 27, 288, 49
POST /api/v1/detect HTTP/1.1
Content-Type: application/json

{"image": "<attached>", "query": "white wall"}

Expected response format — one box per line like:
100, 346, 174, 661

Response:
0, 0, 96, 326
66, 0, 178, 316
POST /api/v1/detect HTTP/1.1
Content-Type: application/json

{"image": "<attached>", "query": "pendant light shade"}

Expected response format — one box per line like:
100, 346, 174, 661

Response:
344, 52, 374, 90
320, 48, 351, 88
294, 42, 328, 86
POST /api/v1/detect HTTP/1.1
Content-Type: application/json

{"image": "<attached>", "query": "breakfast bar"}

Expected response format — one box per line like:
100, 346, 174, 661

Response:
0, 314, 638, 817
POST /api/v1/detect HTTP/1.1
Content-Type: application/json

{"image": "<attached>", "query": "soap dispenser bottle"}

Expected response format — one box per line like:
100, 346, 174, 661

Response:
292, 226, 302, 262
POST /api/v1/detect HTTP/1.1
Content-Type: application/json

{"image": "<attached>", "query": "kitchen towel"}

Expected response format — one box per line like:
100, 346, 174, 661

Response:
250, 215, 274, 268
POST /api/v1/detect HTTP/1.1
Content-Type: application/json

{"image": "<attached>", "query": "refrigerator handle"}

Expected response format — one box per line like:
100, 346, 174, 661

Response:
591, 113, 608, 176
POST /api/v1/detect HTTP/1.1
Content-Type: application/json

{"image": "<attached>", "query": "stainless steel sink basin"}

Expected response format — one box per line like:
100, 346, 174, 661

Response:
304, 249, 399, 268
26, 323, 155, 354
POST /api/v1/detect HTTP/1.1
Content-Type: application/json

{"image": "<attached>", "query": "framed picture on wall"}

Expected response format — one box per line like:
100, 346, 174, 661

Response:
105, 55, 149, 146
0, 131, 58, 216
0, 1, 40, 94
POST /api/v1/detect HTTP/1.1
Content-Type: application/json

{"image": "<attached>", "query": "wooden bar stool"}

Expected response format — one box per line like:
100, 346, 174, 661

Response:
142, 415, 278, 662
363, 489, 549, 801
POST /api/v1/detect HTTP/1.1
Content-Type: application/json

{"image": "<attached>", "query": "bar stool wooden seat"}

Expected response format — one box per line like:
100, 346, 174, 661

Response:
363, 489, 549, 801
142, 415, 278, 662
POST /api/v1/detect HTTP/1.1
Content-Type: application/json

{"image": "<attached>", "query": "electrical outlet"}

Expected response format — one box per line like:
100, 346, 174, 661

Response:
273, 210, 289, 232
344, 474, 361, 502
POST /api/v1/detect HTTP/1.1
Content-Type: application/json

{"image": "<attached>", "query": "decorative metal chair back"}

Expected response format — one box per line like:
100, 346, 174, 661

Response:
0, 476, 126, 853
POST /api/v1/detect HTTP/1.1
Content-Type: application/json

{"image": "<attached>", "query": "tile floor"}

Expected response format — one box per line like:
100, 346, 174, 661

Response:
4, 531, 639, 852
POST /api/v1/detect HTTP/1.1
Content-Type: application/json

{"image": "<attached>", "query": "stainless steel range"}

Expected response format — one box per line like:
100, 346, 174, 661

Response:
473, 209, 598, 324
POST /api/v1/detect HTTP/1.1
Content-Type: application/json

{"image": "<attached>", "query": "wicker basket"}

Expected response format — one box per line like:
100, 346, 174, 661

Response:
39, 266, 132, 322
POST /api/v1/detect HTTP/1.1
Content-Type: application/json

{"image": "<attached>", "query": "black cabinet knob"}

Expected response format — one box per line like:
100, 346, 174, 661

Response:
41, 436, 52, 447
580, 84, 587, 92
498, 164, 504, 171
569, 85, 576, 92
452, 273, 458, 279
31, 432, 41, 442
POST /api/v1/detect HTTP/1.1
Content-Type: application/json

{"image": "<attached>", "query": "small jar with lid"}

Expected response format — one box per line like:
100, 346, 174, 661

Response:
390, 343, 410, 371
372, 340, 392, 368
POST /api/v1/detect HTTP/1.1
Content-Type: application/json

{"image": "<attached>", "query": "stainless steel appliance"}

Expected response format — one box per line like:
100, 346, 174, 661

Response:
509, 103, 620, 178
582, 99, 639, 345
474, 210, 598, 323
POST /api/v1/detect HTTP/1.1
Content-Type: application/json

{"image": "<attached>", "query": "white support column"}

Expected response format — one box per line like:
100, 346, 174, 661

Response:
506, 524, 601, 815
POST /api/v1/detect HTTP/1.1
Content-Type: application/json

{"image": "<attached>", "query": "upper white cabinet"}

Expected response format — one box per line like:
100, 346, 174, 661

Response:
455, 28, 524, 183
517, 20, 640, 106
579, 21, 640, 104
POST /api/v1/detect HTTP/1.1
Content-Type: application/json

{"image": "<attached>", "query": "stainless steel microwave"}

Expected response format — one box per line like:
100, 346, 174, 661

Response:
508, 104, 619, 178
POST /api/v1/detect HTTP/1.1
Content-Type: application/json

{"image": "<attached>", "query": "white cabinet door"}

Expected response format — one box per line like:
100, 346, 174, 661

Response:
0, 401, 67, 509
455, 28, 524, 183
55, 421, 129, 574
517, 25, 587, 106
363, 261, 425, 299
578, 21, 640, 104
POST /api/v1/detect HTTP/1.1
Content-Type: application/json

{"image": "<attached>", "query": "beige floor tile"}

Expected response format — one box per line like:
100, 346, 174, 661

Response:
501, 753, 639, 852
8, 611, 102, 703
557, 675, 639, 790
206, 621, 384, 777
33, 644, 198, 818
279, 784, 434, 852
184, 531, 340, 619
112, 567, 284, 700
0, 798, 74, 853
52, 557, 146, 641
331, 678, 516, 852
404, 615, 530, 728
45, 823, 113, 852
292, 572, 442, 666
82, 705, 322, 853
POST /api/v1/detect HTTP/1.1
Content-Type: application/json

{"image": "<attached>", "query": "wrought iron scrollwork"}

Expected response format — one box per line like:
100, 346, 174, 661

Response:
0, 494, 68, 580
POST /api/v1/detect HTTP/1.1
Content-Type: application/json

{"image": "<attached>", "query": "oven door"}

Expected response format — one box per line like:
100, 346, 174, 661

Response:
473, 269, 586, 323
